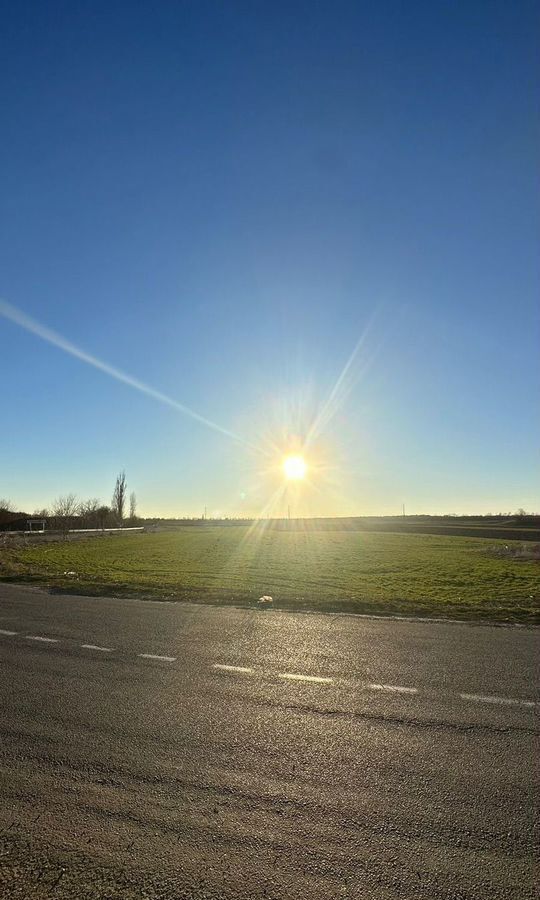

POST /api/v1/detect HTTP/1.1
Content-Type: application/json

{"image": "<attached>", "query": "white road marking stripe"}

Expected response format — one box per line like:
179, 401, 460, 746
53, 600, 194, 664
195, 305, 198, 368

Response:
6, 631, 536, 713
138, 653, 176, 662
81, 644, 114, 653
213, 664, 253, 673
26, 635, 59, 643
460, 693, 536, 708
368, 683, 418, 694
278, 673, 333, 684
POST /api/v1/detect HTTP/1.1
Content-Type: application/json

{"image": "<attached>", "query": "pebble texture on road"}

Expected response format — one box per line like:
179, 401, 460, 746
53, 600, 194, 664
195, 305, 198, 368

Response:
0, 584, 538, 898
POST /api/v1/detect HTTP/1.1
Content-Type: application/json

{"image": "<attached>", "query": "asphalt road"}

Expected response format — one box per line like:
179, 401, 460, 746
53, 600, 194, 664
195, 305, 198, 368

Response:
0, 583, 538, 899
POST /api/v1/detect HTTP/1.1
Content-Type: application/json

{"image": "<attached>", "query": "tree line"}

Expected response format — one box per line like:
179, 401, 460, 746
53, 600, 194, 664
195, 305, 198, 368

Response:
0, 471, 138, 533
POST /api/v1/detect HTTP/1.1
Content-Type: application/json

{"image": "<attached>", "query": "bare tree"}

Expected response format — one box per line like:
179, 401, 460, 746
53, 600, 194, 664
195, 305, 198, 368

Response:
0, 498, 15, 531
52, 494, 78, 538
129, 491, 137, 522
112, 470, 127, 525
97, 505, 111, 530
33, 508, 49, 517
78, 498, 100, 528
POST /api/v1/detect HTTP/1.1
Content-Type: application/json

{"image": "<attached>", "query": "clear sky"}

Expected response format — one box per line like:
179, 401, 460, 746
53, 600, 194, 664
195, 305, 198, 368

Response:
1, 1, 539, 517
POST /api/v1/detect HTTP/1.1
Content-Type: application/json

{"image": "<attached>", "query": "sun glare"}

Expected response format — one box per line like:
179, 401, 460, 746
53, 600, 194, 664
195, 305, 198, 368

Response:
283, 454, 307, 480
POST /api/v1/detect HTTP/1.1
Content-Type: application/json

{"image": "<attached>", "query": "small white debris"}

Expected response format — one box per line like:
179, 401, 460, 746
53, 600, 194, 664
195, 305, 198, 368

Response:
257, 595, 273, 607
63, 571, 77, 576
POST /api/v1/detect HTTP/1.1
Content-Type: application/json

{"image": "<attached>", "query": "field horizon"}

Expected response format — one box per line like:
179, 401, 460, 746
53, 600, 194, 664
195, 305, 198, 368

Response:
1, 525, 538, 624
3, 509, 540, 544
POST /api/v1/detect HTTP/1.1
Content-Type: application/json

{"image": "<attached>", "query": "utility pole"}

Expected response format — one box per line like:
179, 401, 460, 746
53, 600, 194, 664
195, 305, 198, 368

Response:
402, 503, 405, 519
204, 506, 207, 521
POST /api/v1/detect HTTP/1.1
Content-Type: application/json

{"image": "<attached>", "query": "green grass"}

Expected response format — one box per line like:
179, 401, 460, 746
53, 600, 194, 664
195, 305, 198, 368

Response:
1, 526, 538, 622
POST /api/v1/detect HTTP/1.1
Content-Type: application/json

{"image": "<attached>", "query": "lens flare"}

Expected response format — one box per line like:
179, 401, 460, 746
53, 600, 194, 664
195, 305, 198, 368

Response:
0, 299, 262, 452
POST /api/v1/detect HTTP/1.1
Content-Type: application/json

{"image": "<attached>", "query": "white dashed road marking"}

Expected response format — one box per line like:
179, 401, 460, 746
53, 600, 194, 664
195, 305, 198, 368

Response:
460, 693, 536, 708
1, 628, 537, 709
279, 673, 333, 684
368, 683, 418, 694
26, 635, 59, 643
81, 644, 114, 653
138, 653, 176, 662
213, 664, 254, 674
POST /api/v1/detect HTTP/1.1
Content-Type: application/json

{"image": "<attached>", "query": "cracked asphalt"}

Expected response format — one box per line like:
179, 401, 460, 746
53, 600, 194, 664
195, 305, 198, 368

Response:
0, 583, 538, 898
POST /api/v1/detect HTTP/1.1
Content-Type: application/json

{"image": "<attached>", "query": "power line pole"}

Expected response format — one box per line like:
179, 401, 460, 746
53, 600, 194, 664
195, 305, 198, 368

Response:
402, 503, 405, 519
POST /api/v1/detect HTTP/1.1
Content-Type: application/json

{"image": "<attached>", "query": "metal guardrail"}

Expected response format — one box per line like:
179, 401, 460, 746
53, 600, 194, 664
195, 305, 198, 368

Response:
1, 526, 145, 536
67, 527, 144, 533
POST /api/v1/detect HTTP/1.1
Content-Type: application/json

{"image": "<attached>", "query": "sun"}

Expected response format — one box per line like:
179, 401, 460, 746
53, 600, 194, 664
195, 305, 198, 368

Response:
282, 454, 307, 480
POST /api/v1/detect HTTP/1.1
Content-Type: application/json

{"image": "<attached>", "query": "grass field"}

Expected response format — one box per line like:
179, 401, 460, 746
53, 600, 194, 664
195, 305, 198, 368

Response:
1, 525, 538, 622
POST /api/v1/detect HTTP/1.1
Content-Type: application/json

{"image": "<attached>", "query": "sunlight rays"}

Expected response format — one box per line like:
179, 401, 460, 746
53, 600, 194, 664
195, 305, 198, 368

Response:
0, 299, 261, 453
305, 309, 381, 448
231, 309, 383, 521
1, 298, 381, 523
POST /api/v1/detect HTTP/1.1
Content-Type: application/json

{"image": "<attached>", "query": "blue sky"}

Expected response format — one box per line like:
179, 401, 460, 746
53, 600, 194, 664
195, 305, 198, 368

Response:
1, 1, 538, 517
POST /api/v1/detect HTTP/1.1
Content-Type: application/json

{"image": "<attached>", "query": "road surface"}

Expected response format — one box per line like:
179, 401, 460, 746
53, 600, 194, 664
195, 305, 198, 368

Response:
0, 583, 538, 898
